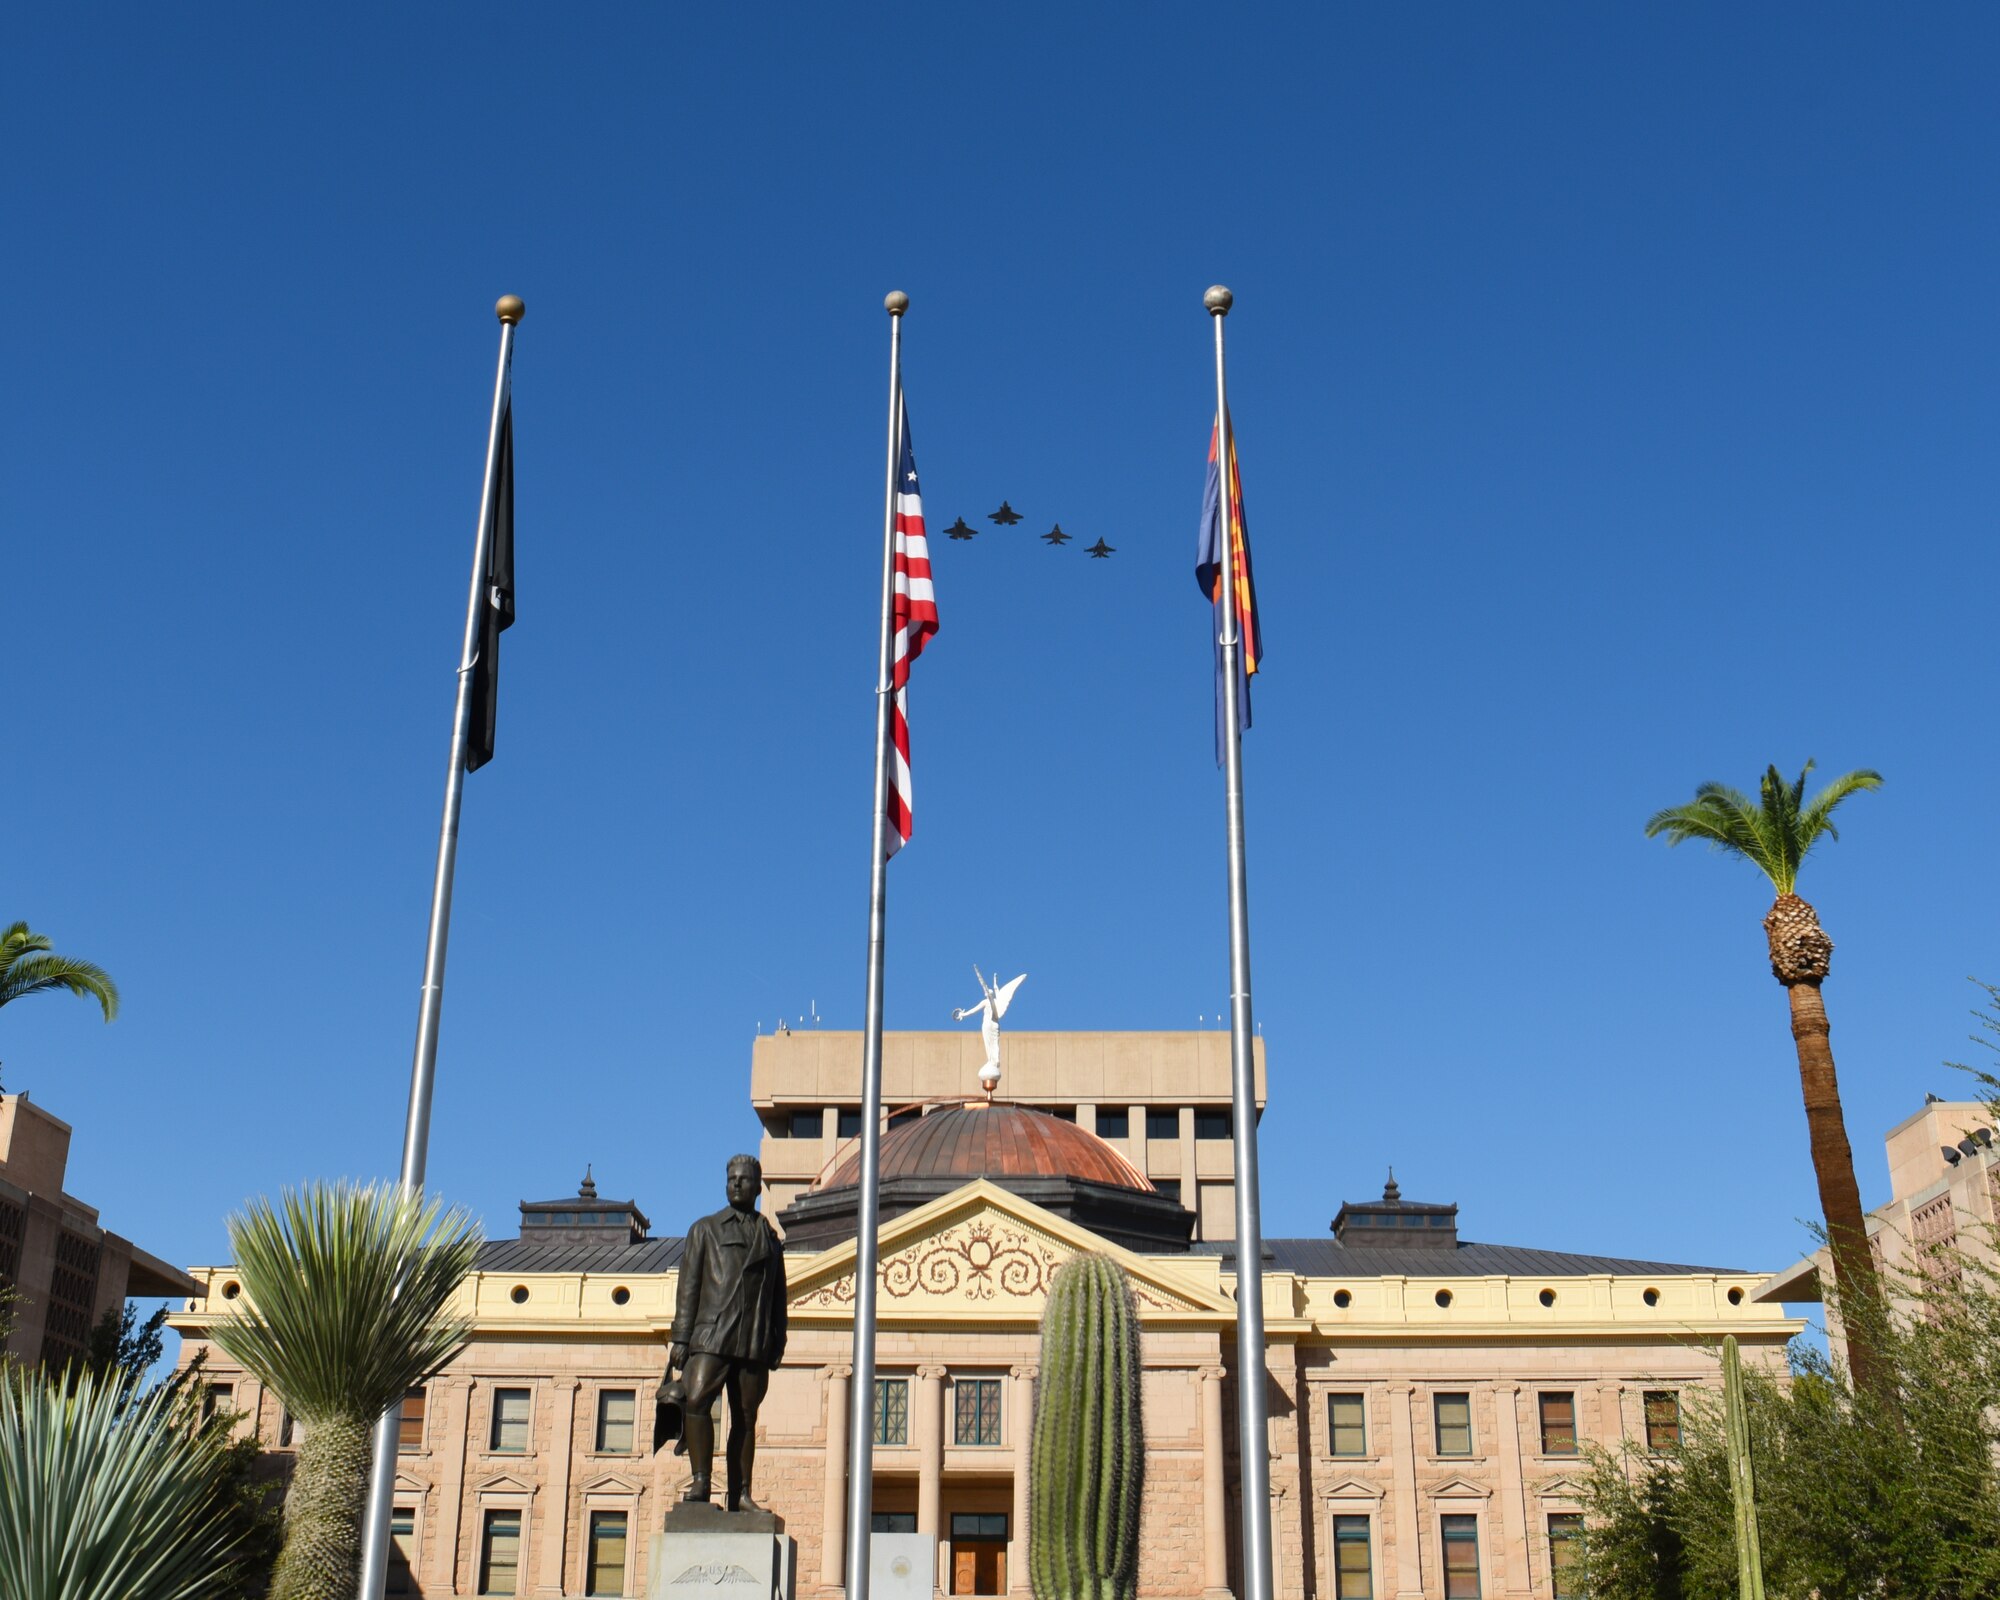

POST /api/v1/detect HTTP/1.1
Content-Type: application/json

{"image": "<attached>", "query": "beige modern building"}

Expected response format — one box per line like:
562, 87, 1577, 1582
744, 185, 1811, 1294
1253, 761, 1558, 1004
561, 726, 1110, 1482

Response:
1760, 1093, 2000, 1323
0, 1090, 198, 1367
173, 1033, 1796, 1600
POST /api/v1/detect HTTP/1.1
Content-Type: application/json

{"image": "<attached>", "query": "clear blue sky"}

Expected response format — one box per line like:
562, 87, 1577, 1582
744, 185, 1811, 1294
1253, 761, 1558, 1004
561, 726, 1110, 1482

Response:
7, 8, 1998, 1338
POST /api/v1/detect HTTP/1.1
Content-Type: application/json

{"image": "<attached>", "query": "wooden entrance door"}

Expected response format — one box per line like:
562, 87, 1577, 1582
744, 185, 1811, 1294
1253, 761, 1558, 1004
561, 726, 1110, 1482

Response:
952, 1543, 1006, 1595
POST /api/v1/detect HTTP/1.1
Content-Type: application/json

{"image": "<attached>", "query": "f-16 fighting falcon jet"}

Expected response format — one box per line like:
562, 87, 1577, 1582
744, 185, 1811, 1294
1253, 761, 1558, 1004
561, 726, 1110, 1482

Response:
988, 501, 1023, 526
1086, 537, 1115, 558
944, 517, 977, 540
1042, 523, 1071, 545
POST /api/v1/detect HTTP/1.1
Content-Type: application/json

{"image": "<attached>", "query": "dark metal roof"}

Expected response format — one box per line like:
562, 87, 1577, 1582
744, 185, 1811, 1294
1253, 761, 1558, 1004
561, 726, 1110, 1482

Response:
477, 1237, 686, 1274
1193, 1238, 1746, 1278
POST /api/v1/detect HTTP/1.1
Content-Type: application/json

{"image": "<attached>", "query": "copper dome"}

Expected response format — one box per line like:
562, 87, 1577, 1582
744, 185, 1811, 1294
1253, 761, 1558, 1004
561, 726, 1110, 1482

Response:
821, 1103, 1154, 1193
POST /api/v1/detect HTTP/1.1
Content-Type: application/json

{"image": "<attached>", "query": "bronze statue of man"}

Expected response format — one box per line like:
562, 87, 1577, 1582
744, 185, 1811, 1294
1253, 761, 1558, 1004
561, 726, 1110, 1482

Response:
661, 1154, 788, 1511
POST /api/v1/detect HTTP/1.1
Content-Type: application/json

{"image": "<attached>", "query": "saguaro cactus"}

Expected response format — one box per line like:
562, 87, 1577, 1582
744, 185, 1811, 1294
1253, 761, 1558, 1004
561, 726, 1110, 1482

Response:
1030, 1252, 1145, 1600
1722, 1336, 1766, 1600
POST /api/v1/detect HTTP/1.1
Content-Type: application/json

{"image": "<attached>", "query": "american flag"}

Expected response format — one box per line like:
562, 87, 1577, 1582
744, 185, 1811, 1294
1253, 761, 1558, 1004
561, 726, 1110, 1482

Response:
885, 397, 939, 856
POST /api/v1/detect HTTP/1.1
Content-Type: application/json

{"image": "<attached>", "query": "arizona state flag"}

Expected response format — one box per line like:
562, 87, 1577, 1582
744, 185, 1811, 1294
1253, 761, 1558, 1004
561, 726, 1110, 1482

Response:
464, 400, 515, 772
1195, 412, 1261, 765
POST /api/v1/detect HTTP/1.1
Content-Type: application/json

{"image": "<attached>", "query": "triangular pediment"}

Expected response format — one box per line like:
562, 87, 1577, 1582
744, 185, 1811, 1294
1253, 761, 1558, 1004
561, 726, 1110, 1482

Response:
473, 1472, 536, 1495
581, 1470, 646, 1494
787, 1180, 1232, 1323
1319, 1477, 1386, 1502
394, 1471, 426, 1494
1423, 1476, 1492, 1500
1533, 1475, 1588, 1500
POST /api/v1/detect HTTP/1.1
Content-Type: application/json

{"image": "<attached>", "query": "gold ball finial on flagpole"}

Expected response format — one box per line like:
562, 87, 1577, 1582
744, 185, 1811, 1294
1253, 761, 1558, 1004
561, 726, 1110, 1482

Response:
1204, 285, 1233, 316
885, 290, 910, 317
495, 296, 525, 325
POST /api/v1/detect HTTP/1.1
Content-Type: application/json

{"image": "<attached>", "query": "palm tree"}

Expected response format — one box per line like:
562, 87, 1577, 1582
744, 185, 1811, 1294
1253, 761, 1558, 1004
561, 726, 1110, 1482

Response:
210, 1182, 481, 1600
0, 921, 120, 1021
0, 1364, 242, 1600
1646, 761, 1886, 1391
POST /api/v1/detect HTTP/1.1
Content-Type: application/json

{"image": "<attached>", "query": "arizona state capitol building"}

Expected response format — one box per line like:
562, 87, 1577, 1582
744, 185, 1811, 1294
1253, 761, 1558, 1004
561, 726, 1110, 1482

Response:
173, 1031, 1798, 1600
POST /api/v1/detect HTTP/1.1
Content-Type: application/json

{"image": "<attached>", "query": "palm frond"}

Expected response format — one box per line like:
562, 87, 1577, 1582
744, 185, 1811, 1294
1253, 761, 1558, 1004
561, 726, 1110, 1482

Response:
0, 1365, 241, 1600
210, 1182, 481, 1424
0, 923, 50, 981
1649, 763, 1881, 895
0, 955, 121, 1020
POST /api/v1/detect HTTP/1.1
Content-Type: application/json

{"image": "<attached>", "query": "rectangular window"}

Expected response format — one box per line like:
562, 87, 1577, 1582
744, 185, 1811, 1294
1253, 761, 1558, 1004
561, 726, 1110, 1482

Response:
950, 1512, 1009, 1539
1155, 1179, 1182, 1204
398, 1387, 425, 1453
888, 1108, 922, 1129
1333, 1515, 1372, 1600
788, 1109, 824, 1139
953, 1378, 1004, 1446
1643, 1391, 1680, 1452
1434, 1393, 1474, 1456
1440, 1514, 1481, 1600
1096, 1108, 1130, 1140
837, 1108, 863, 1138
201, 1383, 233, 1424
1548, 1513, 1584, 1599
388, 1506, 416, 1595
587, 1511, 629, 1596
873, 1512, 918, 1533
1538, 1392, 1577, 1456
1045, 1105, 1076, 1122
1328, 1393, 1367, 1457
1194, 1108, 1232, 1140
1145, 1108, 1180, 1140
280, 1410, 299, 1447
875, 1378, 909, 1445
490, 1388, 532, 1454
480, 1509, 522, 1595
596, 1389, 636, 1453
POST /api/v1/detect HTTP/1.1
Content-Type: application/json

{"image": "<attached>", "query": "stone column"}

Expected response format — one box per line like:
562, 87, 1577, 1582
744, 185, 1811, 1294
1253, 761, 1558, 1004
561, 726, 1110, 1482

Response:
917, 1366, 948, 1594
1494, 1386, 1528, 1595
1179, 1107, 1198, 1234
432, 1378, 474, 1594
1009, 1364, 1037, 1594
1200, 1366, 1230, 1598
823, 1366, 852, 1595
536, 1379, 580, 1595
1387, 1385, 1422, 1600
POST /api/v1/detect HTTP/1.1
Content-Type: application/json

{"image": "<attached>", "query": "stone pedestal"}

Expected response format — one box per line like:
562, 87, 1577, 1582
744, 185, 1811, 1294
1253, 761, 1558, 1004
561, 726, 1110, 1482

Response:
650, 1504, 795, 1600
869, 1533, 936, 1600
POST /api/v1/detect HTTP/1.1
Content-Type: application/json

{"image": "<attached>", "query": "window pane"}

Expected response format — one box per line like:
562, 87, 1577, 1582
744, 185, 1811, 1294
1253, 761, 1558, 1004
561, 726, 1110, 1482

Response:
1538, 1392, 1577, 1455
588, 1511, 629, 1596
1194, 1109, 1232, 1140
951, 1513, 1009, 1538
1643, 1391, 1680, 1452
1434, 1393, 1473, 1456
1548, 1514, 1584, 1600
789, 1109, 823, 1138
838, 1108, 863, 1138
954, 1379, 1003, 1446
481, 1510, 522, 1595
491, 1389, 531, 1453
875, 1378, 909, 1445
1145, 1109, 1179, 1140
597, 1389, 636, 1453
388, 1507, 416, 1596
398, 1388, 426, 1453
1333, 1516, 1372, 1600
1154, 1179, 1182, 1204
202, 1383, 233, 1424
873, 1512, 918, 1533
1096, 1109, 1130, 1140
1329, 1393, 1367, 1457
1441, 1515, 1480, 1600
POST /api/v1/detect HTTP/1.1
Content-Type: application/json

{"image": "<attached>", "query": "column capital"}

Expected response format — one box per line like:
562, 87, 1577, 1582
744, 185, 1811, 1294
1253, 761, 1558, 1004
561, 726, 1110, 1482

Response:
1198, 1365, 1228, 1384
826, 1364, 854, 1382
917, 1364, 948, 1382
556, 1377, 582, 1394
1009, 1364, 1039, 1381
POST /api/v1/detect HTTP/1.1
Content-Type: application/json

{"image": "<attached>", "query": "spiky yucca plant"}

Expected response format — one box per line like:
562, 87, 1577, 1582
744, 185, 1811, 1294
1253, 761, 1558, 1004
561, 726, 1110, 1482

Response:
1646, 760, 1886, 1393
1029, 1252, 1145, 1600
210, 1181, 480, 1600
0, 1364, 239, 1600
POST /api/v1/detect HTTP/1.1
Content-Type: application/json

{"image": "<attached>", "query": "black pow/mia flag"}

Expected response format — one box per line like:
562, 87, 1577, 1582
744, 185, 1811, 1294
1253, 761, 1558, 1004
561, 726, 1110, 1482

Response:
464, 400, 514, 772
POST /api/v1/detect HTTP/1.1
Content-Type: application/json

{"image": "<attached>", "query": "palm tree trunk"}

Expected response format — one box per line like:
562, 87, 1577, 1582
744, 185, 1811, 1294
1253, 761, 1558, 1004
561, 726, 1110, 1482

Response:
269, 1412, 375, 1600
1782, 973, 1886, 1396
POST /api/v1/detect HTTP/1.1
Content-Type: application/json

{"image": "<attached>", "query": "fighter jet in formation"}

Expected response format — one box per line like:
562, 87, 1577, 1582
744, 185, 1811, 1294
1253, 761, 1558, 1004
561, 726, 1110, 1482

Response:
1086, 538, 1115, 559
988, 501, 1023, 526
1042, 523, 1071, 546
944, 517, 977, 540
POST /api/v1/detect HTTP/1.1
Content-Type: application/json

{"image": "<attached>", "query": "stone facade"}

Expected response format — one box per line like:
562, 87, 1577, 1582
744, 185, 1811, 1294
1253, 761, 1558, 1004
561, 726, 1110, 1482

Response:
170, 1034, 1798, 1599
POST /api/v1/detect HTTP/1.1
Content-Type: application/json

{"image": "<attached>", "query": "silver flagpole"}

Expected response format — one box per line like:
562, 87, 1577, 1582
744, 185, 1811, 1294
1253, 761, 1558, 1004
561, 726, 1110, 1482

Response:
356, 294, 523, 1600
844, 289, 907, 1600
1206, 283, 1274, 1600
